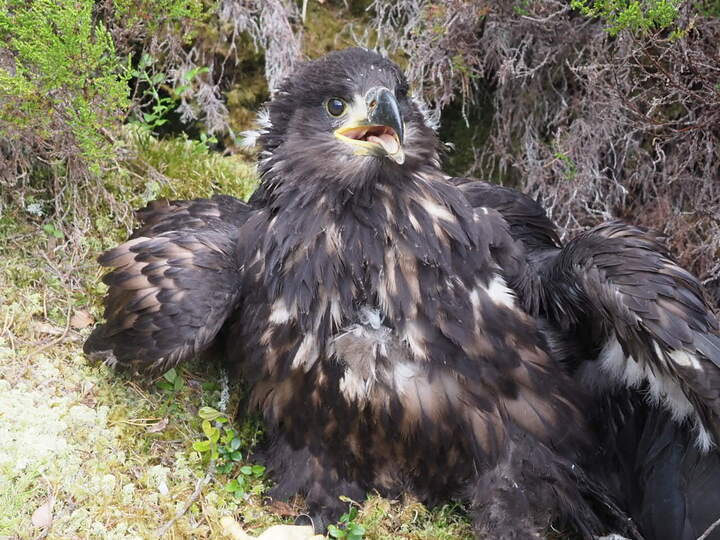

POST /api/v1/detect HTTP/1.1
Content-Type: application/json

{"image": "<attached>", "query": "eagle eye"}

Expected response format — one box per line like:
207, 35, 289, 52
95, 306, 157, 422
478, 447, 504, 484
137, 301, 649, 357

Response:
326, 98, 347, 117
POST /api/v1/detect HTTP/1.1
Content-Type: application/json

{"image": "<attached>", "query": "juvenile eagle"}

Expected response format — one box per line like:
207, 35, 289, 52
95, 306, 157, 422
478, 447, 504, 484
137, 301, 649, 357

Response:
86, 48, 720, 538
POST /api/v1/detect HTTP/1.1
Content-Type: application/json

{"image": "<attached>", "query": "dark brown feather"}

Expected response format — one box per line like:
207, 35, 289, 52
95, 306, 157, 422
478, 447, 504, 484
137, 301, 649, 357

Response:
87, 50, 638, 539
455, 177, 720, 539
84, 196, 253, 373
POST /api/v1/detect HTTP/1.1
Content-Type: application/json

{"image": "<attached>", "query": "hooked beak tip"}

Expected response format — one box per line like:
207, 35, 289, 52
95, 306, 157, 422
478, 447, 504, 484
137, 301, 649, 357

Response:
366, 87, 404, 145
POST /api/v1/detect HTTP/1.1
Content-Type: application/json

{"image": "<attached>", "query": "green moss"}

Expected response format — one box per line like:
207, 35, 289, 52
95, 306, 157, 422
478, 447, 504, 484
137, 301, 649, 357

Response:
359, 497, 473, 539
0, 468, 41, 535
224, 45, 270, 138
113, 0, 209, 38
694, 0, 720, 16
122, 129, 258, 202
303, 1, 370, 58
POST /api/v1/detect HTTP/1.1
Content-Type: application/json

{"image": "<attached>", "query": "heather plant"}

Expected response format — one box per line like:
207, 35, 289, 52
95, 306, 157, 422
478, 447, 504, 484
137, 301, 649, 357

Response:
570, 0, 683, 35
0, 0, 130, 181
111, 0, 206, 38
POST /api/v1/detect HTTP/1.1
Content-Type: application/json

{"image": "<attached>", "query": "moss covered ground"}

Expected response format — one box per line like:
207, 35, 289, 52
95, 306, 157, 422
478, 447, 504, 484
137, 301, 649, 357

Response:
0, 130, 474, 539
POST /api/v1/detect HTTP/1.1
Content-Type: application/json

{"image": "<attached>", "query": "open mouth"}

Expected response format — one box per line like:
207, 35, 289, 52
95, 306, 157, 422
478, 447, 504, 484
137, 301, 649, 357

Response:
336, 125, 402, 156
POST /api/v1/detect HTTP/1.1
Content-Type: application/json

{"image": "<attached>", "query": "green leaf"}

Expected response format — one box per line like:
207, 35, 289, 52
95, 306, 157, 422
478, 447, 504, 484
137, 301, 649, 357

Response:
201, 420, 214, 439
156, 380, 173, 391
42, 223, 63, 239
251, 464, 265, 476
347, 523, 365, 539
183, 66, 209, 82
225, 479, 239, 492
192, 440, 210, 452
162, 368, 177, 383
240, 465, 252, 475
230, 437, 241, 451
139, 53, 154, 69
230, 451, 242, 461
340, 507, 357, 522
198, 407, 222, 420
327, 525, 345, 539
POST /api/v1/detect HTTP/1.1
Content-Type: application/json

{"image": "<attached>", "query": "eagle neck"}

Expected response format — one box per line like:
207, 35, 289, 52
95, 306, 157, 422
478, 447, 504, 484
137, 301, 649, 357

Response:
252, 148, 444, 211
260, 173, 481, 342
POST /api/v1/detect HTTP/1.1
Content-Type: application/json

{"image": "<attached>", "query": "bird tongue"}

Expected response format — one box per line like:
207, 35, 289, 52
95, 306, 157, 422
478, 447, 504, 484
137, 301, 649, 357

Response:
367, 133, 400, 155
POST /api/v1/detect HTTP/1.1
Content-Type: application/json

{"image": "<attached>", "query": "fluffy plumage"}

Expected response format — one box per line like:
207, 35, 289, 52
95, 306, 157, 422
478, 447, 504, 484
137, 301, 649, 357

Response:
86, 48, 719, 538
456, 179, 720, 539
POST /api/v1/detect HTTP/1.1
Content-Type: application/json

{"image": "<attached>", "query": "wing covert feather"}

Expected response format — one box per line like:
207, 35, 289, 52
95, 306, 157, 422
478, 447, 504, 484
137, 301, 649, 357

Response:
454, 177, 720, 449
560, 222, 720, 447
85, 195, 257, 373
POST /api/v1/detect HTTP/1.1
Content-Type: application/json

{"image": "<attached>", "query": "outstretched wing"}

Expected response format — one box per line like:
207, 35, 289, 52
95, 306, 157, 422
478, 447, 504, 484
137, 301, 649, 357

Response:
454, 178, 720, 450
552, 222, 720, 447
132, 194, 252, 237
84, 195, 257, 373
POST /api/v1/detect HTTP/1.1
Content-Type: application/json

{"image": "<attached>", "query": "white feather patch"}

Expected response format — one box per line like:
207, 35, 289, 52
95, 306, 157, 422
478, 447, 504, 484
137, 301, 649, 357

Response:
239, 108, 272, 148
392, 361, 425, 395
596, 336, 713, 452
669, 349, 704, 371
411, 95, 440, 132
268, 299, 293, 324
339, 357, 378, 403
358, 306, 383, 330
292, 334, 318, 371
334, 306, 391, 402
402, 320, 428, 360
482, 275, 517, 309
421, 197, 455, 223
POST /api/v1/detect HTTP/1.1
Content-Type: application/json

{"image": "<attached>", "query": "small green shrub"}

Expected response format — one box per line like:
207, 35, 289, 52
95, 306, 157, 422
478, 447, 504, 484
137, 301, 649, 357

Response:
129, 53, 210, 135
224, 464, 266, 499
192, 407, 266, 500
328, 505, 366, 540
570, 0, 683, 35
694, 0, 720, 16
0, 0, 130, 173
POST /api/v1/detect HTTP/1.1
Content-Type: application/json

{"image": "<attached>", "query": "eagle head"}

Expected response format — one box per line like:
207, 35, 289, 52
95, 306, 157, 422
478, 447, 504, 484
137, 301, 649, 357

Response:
250, 48, 441, 196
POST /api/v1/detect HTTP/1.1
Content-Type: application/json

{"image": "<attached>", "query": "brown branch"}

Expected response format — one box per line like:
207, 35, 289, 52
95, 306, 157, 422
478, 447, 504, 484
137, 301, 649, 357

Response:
155, 459, 217, 538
